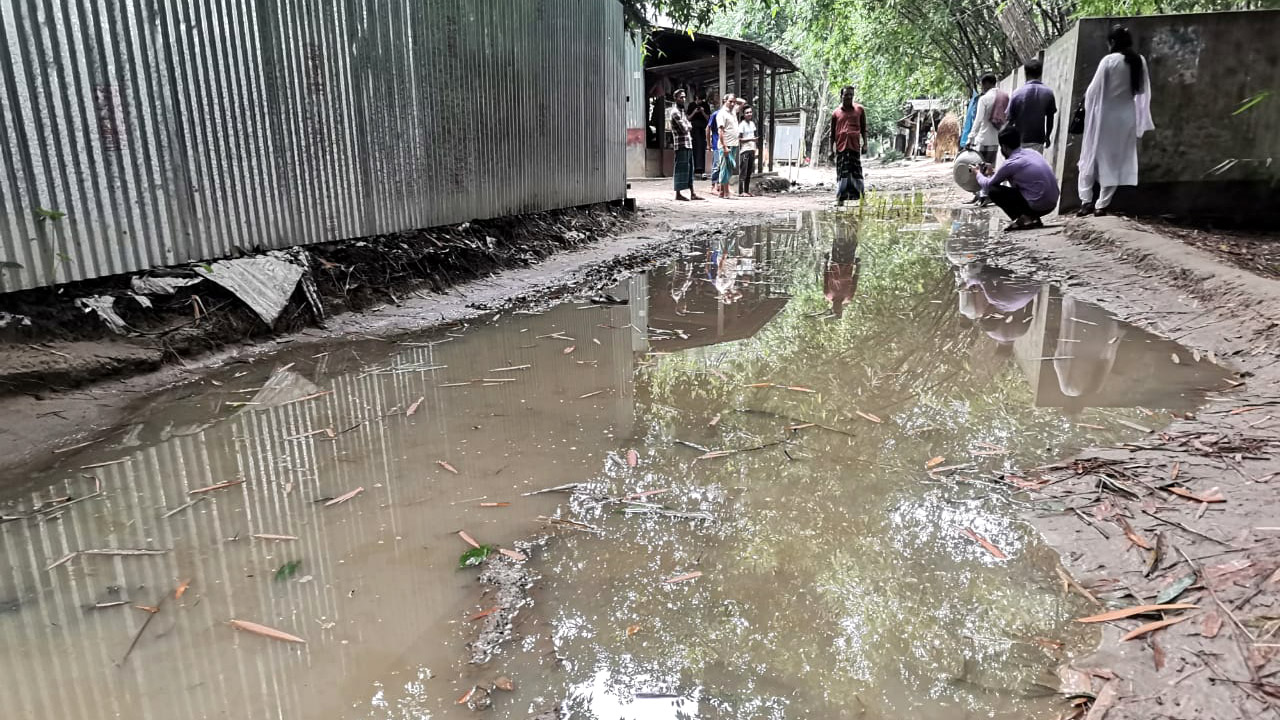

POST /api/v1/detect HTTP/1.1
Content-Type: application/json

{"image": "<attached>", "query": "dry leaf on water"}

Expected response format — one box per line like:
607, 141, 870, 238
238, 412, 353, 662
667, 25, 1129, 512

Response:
926, 456, 945, 469
563, 346, 576, 355
1200, 610, 1223, 638
457, 687, 476, 705
1076, 603, 1198, 623
229, 619, 306, 644
626, 624, 642, 637
188, 480, 245, 495
324, 486, 364, 507
437, 460, 459, 474
469, 607, 499, 621
1169, 462, 1180, 481
626, 489, 669, 500
494, 677, 515, 692
175, 579, 191, 599
252, 533, 298, 541
406, 396, 425, 417
962, 528, 1007, 559
1121, 614, 1192, 641
709, 413, 722, 427
785, 386, 816, 393
458, 530, 481, 549
745, 382, 773, 388
663, 571, 703, 584
627, 449, 639, 467
479, 502, 511, 508
856, 411, 882, 423
498, 548, 527, 561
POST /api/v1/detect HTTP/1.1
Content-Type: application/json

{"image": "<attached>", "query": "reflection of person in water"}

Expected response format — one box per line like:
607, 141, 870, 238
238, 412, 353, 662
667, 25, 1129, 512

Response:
1054, 296, 1125, 412
821, 219, 861, 318
957, 264, 1040, 351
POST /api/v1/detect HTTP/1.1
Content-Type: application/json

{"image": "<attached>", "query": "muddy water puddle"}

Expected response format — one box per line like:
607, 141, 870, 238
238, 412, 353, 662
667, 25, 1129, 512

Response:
1, 202, 1236, 719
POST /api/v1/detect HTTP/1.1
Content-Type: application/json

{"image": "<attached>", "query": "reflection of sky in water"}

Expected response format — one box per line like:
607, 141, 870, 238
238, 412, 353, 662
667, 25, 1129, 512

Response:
0, 205, 1236, 720
534, 205, 1235, 720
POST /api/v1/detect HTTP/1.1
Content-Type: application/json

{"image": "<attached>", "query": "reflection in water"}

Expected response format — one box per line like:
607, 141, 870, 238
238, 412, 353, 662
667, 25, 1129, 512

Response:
0, 202, 1237, 720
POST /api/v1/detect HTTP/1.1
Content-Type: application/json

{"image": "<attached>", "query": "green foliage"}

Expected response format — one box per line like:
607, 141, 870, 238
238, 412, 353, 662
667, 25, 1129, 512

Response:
34, 207, 65, 222
274, 559, 302, 581
637, 0, 1272, 141
459, 545, 495, 568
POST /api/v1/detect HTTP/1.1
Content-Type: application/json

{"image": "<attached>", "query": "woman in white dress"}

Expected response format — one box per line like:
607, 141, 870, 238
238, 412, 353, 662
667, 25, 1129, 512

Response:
1077, 26, 1154, 216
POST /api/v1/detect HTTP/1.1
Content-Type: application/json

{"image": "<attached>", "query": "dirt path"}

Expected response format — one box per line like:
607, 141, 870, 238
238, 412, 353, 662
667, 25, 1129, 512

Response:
982, 216, 1280, 720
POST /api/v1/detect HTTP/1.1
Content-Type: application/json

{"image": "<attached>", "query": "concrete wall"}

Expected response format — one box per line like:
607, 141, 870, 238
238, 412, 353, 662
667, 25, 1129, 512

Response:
0, 0, 629, 293
1018, 10, 1279, 223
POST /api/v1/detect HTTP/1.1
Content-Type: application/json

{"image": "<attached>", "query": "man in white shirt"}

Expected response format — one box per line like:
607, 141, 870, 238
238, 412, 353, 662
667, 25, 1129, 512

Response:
737, 105, 759, 196
967, 73, 1003, 204
715, 95, 740, 198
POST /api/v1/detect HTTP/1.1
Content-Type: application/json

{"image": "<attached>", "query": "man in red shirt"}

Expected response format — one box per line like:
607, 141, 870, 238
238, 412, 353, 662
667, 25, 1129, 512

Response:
830, 86, 869, 206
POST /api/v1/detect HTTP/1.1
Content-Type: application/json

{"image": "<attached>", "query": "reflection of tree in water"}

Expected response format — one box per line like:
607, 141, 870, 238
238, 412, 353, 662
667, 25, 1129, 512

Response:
538, 203, 1129, 720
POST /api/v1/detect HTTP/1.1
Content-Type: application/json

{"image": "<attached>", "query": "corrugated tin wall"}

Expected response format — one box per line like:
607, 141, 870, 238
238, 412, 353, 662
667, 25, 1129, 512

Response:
0, 0, 627, 293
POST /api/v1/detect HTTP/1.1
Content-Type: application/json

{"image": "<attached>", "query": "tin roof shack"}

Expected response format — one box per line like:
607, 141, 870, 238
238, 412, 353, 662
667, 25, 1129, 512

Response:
1027, 9, 1280, 226
895, 100, 949, 158
629, 29, 799, 178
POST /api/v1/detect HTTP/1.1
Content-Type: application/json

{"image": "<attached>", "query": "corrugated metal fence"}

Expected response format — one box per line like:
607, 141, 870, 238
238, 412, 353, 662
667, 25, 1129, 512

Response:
0, 0, 627, 293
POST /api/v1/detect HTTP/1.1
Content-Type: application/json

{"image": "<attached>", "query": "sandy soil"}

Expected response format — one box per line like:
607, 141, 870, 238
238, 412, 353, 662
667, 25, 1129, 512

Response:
3, 157, 1279, 717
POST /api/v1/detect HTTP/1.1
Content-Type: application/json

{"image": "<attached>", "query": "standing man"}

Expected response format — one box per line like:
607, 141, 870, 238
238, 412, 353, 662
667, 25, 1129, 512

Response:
1007, 59, 1057, 154
689, 94, 711, 177
959, 84, 980, 149
707, 94, 732, 192
966, 73, 1004, 205
668, 90, 702, 201
715, 95, 741, 198
738, 106, 759, 196
829, 85, 868, 206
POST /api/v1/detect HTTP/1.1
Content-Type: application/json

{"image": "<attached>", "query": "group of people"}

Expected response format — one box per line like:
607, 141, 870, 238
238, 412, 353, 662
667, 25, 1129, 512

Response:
960, 25, 1154, 228
668, 91, 760, 201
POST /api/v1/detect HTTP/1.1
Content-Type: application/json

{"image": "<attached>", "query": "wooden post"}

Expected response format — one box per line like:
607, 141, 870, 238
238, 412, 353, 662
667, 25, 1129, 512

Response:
768, 68, 777, 172
734, 51, 741, 98
718, 44, 727, 102
757, 62, 765, 173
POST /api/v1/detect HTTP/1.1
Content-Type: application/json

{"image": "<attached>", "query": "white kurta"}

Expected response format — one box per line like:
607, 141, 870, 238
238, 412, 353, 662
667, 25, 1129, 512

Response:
1077, 52, 1154, 189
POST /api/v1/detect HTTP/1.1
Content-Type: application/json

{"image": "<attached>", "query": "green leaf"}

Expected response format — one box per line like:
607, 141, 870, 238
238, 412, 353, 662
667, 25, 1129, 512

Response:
274, 559, 302, 581
34, 207, 66, 222
459, 545, 495, 568
1232, 91, 1271, 116
1154, 572, 1197, 605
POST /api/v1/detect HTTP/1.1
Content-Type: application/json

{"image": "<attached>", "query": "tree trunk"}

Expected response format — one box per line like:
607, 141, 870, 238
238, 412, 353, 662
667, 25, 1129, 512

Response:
808, 76, 831, 168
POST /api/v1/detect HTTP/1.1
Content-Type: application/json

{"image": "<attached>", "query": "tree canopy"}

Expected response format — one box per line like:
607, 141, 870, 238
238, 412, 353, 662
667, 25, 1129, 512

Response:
627, 0, 1276, 141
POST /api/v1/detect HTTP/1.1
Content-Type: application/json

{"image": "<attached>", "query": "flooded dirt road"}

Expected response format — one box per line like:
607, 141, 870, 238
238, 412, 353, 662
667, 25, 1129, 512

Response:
1, 200, 1236, 719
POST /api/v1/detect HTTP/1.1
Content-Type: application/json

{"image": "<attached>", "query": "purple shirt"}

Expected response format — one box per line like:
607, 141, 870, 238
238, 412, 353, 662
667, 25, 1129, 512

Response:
978, 148, 1060, 213
1007, 80, 1057, 145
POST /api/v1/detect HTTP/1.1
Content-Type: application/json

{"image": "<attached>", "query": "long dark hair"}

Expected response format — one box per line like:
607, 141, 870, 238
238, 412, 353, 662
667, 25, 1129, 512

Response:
1109, 25, 1143, 95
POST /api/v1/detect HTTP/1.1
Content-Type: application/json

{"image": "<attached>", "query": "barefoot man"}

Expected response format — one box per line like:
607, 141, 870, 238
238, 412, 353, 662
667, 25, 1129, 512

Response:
668, 89, 701, 201
830, 85, 868, 206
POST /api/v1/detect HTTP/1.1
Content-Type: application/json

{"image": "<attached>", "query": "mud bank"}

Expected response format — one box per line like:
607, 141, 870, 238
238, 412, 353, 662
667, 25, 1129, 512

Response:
978, 215, 1280, 720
